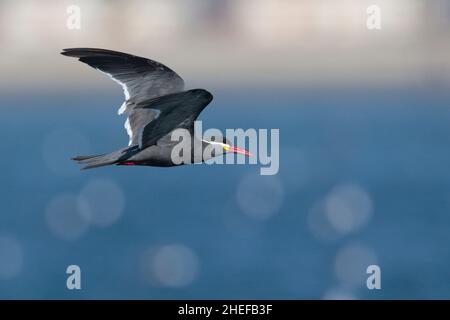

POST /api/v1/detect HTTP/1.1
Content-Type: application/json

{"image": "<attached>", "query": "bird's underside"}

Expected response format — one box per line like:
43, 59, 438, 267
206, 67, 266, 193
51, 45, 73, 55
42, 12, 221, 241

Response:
61, 48, 215, 170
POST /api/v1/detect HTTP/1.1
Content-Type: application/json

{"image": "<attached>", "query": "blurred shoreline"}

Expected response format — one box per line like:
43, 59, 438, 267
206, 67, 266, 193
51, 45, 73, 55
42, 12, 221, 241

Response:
1, 0, 450, 91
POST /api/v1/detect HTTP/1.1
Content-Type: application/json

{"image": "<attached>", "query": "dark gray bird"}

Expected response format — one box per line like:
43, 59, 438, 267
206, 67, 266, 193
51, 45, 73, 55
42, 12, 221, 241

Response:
61, 48, 251, 170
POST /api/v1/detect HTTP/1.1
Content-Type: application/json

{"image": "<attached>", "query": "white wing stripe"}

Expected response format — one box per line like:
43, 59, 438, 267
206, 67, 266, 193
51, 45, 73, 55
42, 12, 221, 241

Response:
96, 68, 130, 113
118, 101, 127, 115
96, 69, 130, 100
124, 118, 133, 146
96, 68, 133, 144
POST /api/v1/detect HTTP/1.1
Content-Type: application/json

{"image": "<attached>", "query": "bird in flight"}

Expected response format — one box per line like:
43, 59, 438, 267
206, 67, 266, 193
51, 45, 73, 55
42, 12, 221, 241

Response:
61, 48, 252, 170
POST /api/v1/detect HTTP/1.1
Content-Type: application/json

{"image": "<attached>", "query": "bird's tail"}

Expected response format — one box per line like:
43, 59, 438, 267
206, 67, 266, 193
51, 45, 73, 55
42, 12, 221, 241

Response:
72, 153, 117, 170
72, 147, 134, 170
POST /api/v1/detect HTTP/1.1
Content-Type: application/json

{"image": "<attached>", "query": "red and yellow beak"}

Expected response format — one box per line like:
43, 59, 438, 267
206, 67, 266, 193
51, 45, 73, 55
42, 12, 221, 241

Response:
224, 145, 253, 157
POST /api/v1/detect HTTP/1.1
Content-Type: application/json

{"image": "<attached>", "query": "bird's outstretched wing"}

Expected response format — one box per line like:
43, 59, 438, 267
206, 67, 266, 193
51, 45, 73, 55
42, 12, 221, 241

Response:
61, 48, 185, 145
137, 89, 213, 149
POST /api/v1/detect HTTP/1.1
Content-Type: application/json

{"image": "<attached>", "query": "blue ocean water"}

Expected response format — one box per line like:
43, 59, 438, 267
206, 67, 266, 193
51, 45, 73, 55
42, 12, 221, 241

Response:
0, 87, 449, 299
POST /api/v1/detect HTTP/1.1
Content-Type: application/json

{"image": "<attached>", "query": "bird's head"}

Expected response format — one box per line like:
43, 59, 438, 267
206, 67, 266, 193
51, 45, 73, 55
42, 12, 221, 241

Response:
203, 137, 253, 157
188, 88, 213, 106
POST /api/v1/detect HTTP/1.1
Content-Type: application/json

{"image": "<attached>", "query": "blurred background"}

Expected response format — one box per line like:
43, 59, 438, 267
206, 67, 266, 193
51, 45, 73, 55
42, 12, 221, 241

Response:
1, 0, 450, 299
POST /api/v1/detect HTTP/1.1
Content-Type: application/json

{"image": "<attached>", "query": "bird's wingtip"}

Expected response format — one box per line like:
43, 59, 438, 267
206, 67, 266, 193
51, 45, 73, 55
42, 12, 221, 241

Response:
60, 48, 77, 57
60, 49, 73, 57
60, 48, 89, 57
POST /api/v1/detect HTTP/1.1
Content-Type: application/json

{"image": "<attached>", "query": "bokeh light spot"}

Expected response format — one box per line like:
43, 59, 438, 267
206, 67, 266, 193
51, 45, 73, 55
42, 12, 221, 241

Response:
0, 236, 24, 280
142, 244, 199, 288
78, 178, 125, 227
45, 193, 89, 241
325, 184, 373, 235
236, 173, 284, 220
334, 243, 377, 288
322, 286, 357, 300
